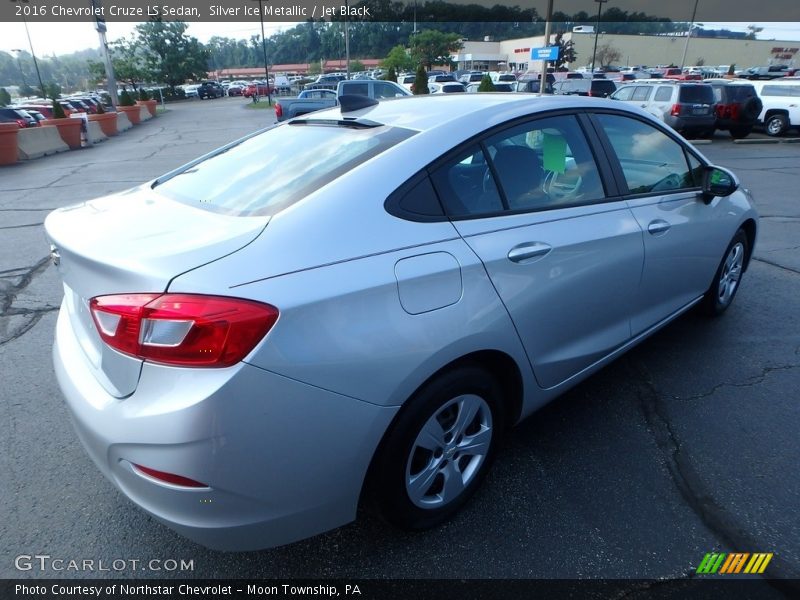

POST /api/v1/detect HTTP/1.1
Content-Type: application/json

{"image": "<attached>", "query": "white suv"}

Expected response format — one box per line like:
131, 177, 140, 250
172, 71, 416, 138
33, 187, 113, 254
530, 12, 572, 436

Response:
750, 79, 800, 136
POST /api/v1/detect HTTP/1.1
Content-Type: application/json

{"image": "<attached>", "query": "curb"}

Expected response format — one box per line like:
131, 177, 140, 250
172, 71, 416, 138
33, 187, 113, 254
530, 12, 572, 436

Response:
690, 140, 712, 145
733, 138, 781, 144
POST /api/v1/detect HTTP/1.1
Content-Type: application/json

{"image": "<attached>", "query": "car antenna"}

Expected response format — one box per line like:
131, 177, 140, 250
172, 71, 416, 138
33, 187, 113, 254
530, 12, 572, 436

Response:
338, 95, 379, 113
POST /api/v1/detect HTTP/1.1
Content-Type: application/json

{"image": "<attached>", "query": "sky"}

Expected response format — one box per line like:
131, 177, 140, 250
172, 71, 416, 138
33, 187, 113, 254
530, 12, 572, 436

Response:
1, 21, 799, 58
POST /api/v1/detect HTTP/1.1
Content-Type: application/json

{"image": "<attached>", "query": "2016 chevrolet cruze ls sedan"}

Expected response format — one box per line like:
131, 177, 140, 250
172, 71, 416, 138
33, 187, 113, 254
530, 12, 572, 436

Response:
46, 94, 757, 550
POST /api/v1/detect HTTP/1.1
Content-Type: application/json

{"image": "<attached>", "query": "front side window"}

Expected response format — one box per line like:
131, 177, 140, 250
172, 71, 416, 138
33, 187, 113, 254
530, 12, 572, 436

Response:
596, 114, 699, 195
613, 86, 635, 101
374, 82, 401, 99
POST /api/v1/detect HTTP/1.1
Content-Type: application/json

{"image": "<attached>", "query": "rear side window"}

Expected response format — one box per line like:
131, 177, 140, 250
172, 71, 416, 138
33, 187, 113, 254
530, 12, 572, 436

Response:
154, 124, 415, 217
727, 86, 758, 101
345, 83, 369, 97
678, 86, 714, 104
761, 85, 800, 97
654, 86, 673, 101
632, 86, 652, 101
431, 115, 605, 217
596, 114, 698, 195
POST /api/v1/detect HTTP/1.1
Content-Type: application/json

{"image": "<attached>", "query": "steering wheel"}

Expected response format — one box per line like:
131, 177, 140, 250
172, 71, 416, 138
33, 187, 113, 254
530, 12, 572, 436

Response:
542, 170, 583, 202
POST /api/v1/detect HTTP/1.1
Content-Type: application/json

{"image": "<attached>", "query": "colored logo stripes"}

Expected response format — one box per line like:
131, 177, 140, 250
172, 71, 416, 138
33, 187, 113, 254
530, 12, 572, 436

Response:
696, 552, 773, 574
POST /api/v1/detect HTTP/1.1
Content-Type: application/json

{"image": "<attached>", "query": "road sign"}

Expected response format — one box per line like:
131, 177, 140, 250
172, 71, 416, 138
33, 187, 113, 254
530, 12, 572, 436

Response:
531, 46, 559, 61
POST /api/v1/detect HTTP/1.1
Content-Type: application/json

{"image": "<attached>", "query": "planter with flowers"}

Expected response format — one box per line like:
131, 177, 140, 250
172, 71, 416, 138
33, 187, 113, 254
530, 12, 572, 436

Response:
136, 88, 158, 117
87, 101, 118, 136
117, 90, 141, 125
41, 99, 82, 149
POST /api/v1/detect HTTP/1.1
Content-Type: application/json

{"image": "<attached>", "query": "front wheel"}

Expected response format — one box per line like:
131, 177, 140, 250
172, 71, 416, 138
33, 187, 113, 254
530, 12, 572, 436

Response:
370, 365, 504, 530
701, 229, 748, 316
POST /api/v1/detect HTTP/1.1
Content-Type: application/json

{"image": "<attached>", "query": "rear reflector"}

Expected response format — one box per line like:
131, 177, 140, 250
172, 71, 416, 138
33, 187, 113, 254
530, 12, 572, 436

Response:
90, 293, 278, 367
133, 464, 208, 488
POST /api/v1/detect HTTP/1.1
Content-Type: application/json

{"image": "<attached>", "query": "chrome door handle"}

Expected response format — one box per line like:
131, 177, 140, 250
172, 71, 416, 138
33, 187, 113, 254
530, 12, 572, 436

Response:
508, 242, 552, 264
647, 220, 671, 235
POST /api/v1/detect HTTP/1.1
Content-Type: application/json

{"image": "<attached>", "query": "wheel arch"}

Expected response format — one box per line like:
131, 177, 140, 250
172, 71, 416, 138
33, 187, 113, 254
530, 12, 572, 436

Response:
740, 218, 757, 271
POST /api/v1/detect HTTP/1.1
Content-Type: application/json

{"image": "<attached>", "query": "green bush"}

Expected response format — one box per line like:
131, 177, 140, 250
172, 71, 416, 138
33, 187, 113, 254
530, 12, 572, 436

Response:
478, 75, 495, 92
52, 99, 67, 119
138, 88, 150, 101
119, 89, 136, 107
95, 102, 105, 114
413, 65, 429, 95
387, 67, 397, 82
0, 87, 11, 106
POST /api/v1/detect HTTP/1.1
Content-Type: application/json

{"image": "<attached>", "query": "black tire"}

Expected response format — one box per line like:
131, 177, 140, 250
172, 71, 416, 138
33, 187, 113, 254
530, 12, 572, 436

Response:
765, 113, 788, 137
701, 229, 748, 316
369, 364, 505, 530
730, 126, 752, 139
742, 97, 762, 120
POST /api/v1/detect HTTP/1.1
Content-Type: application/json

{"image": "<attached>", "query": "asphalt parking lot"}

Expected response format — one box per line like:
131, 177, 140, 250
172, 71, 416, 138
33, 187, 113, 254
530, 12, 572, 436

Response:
0, 97, 798, 590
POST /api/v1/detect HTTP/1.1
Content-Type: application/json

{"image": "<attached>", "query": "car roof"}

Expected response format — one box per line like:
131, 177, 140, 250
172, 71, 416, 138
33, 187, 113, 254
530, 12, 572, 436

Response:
293, 94, 646, 133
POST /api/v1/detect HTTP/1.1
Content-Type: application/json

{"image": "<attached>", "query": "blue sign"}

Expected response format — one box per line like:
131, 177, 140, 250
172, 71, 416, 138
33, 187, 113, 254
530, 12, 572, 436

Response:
531, 46, 559, 61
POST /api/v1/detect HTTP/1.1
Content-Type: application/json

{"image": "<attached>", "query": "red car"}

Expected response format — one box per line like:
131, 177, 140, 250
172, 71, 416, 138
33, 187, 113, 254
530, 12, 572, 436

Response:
659, 68, 703, 81
243, 82, 273, 98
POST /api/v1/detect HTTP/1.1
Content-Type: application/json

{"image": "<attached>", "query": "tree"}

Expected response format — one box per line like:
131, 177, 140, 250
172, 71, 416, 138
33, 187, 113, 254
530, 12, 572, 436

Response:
386, 66, 397, 82
595, 43, 622, 68
478, 74, 495, 92
413, 64, 429, 95
19, 84, 36, 97
100, 38, 151, 90
382, 45, 414, 73
135, 22, 209, 91
44, 82, 61, 100
552, 32, 577, 70
409, 30, 463, 70
745, 25, 763, 40
350, 60, 366, 72
0, 87, 10, 106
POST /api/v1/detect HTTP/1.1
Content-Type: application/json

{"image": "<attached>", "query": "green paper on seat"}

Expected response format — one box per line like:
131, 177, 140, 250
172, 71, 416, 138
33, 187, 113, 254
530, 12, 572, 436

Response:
543, 133, 567, 174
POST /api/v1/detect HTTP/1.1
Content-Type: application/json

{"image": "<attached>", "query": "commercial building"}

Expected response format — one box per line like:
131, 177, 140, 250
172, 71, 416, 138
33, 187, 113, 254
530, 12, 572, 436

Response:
452, 31, 799, 72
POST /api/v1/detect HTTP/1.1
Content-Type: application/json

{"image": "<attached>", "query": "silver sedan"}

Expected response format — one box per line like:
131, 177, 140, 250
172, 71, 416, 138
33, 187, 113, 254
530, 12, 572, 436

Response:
45, 94, 757, 550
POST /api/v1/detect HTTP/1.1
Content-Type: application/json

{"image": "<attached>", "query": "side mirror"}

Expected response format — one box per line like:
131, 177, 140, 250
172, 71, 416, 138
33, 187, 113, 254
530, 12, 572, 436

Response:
701, 166, 739, 203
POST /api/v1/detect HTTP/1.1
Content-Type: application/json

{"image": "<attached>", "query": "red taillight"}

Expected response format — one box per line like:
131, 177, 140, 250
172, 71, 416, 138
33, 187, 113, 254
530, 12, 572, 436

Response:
275, 102, 283, 118
133, 464, 208, 488
670, 103, 682, 117
89, 293, 279, 367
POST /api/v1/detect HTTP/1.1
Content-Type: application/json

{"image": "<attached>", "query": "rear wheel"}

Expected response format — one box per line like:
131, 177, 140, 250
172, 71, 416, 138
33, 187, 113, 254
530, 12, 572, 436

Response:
701, 229, 748, 316
765, 113, 788, 137
370, 365, 504, 530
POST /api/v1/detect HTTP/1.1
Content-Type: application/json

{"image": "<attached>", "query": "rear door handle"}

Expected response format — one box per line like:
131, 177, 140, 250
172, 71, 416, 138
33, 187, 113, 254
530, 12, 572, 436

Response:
508, 242, 552, 264
647, 219, 671, 235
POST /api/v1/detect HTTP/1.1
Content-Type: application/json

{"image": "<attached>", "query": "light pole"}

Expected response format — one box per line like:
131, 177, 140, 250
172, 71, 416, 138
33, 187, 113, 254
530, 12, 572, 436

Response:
680, 0, 700, 69
17, 0, 47, 98
257, 0, 272, 105
11, 49, 29, 90
590, 0, 608, 74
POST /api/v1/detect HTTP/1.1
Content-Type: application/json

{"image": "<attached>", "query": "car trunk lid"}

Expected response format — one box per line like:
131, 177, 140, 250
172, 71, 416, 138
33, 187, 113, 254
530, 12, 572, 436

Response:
45, 187, 269, 398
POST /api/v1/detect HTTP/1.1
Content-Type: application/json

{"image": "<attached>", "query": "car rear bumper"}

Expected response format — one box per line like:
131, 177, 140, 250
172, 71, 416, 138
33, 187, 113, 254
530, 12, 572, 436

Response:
665, 114, 716, 131
52, 304, 398, 551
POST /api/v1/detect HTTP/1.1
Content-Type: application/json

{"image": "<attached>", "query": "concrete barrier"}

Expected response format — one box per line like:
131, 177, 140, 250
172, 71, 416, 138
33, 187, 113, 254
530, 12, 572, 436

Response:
17, 127, 69, 160
87, 121, 108, 144
139, 105, 153, 122
116, 111, 133, 132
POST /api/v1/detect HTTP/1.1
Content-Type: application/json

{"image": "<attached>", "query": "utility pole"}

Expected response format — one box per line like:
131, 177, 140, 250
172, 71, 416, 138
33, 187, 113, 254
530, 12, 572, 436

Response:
539, 0, 554, 96
18, 1, 46, 99
258, 0, 272, 104
680, 0, 700, 69
590, 0, 609, 74
91, 0, 119, 107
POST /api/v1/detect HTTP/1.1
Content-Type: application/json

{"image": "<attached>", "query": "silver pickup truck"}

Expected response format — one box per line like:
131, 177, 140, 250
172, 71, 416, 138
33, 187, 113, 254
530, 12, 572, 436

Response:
275, 80, 411, 121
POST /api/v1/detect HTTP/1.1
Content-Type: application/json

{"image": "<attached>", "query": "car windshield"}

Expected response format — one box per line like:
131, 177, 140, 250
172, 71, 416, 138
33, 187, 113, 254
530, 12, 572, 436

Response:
154, 123, 416, 217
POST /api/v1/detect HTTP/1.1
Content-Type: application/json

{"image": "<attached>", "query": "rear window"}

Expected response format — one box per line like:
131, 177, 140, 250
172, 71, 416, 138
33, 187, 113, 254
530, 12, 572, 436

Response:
726, 85, 757, 101
591, 80, 617, 95
154, 124, 415, 217
678, 86, 714, 104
